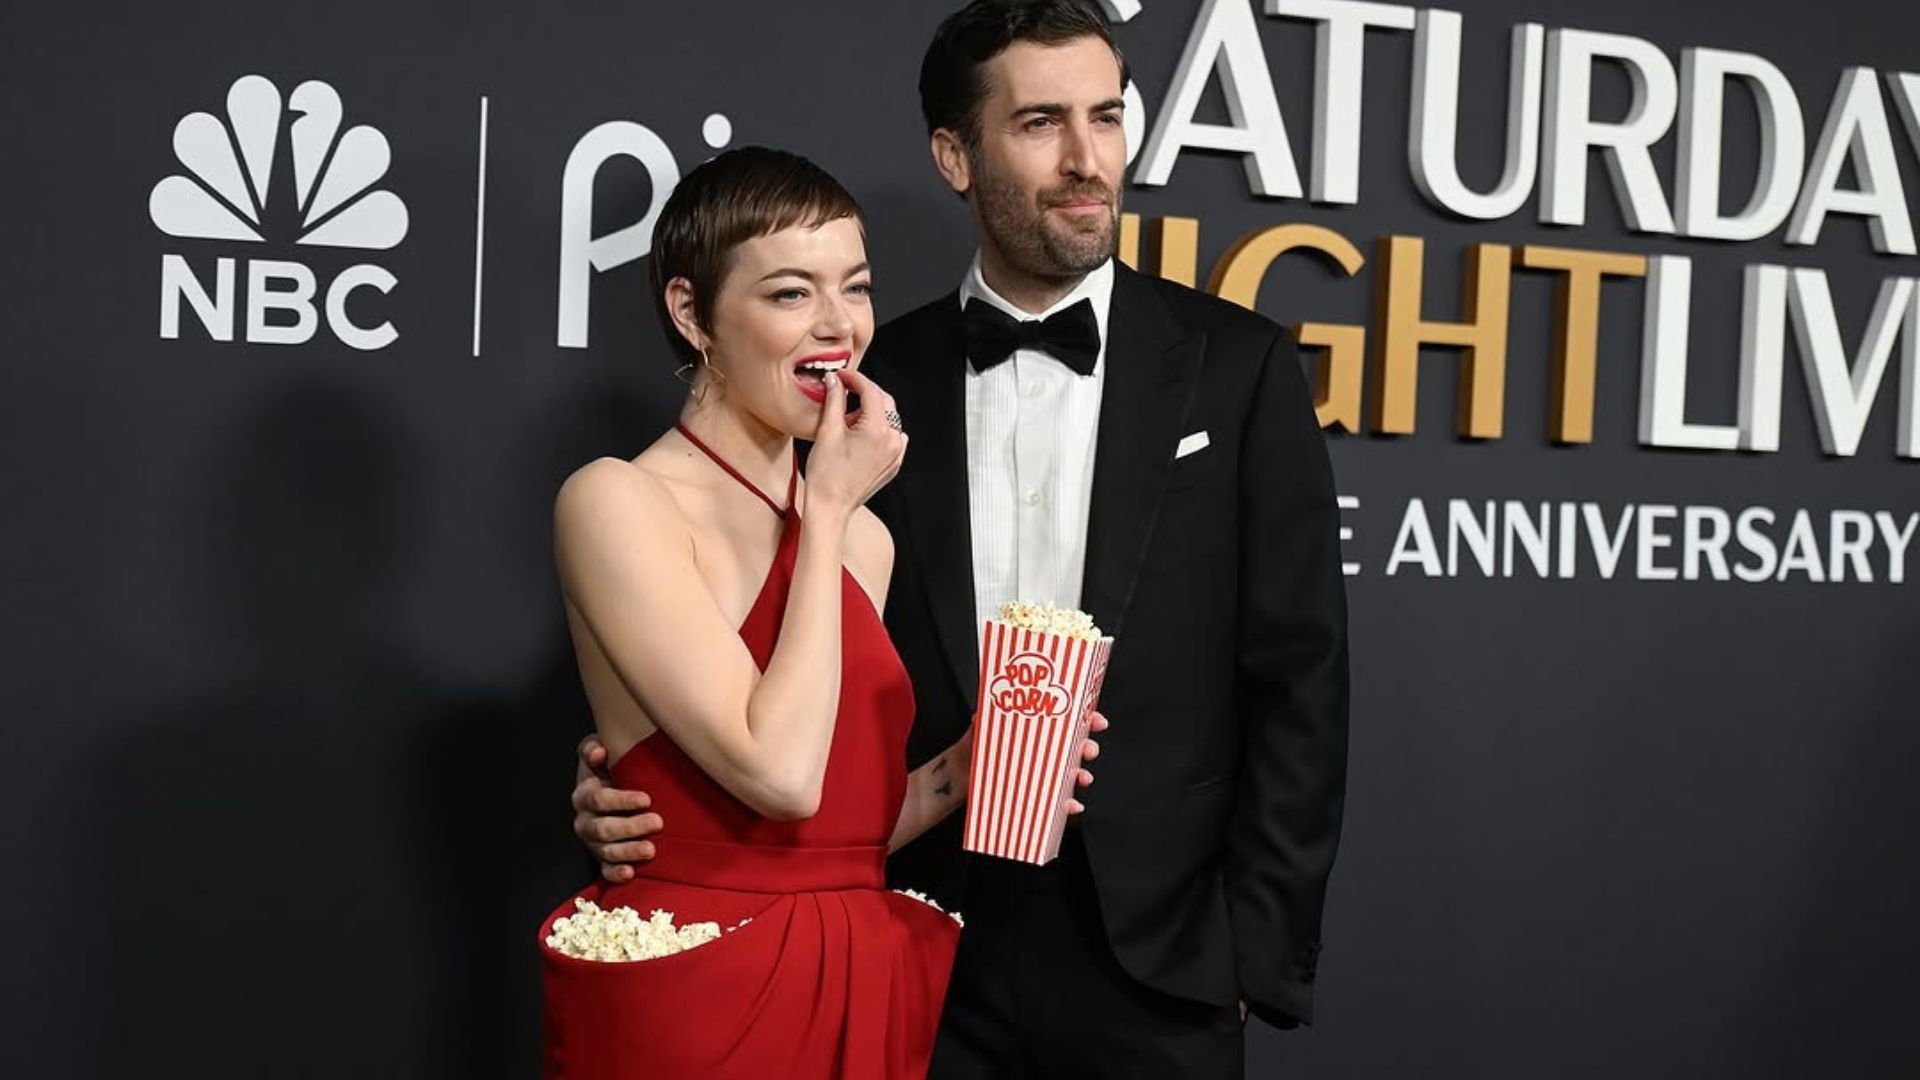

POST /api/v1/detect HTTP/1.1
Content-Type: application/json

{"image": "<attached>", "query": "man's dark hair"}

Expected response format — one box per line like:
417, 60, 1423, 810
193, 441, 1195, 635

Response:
918, 0, 1129, 147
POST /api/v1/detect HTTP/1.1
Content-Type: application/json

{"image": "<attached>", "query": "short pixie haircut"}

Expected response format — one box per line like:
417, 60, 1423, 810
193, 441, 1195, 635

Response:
648, 146, 865, 366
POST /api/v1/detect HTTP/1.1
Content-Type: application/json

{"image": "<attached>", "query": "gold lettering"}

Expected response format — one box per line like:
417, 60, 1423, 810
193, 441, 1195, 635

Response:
1119, 214, 1200, 285
1145, 216, 1200, 287
1208, 224, 1368, 433
1371, 236, 1512, 439
1516, 246, 1649, 444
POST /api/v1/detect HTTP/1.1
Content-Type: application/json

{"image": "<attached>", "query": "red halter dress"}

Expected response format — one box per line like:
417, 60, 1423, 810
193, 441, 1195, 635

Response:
539, 427, 958, 1079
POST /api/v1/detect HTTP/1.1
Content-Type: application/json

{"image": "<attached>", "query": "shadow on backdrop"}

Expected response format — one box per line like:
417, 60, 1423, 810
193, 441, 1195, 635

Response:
103, 374, 657, 1078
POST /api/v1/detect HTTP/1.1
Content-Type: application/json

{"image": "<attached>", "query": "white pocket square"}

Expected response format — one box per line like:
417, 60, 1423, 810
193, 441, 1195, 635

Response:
1174, 431, 1210, 460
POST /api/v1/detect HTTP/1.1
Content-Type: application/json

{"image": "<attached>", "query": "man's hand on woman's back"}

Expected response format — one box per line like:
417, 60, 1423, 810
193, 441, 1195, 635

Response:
572, 734, 664, 883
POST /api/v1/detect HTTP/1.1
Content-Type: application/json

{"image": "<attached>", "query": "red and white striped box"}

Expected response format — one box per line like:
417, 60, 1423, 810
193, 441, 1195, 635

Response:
962, 620, 1113, 865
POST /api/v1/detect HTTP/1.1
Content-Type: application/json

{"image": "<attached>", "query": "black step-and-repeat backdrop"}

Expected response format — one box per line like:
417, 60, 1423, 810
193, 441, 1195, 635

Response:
5, 1, 1917, 1076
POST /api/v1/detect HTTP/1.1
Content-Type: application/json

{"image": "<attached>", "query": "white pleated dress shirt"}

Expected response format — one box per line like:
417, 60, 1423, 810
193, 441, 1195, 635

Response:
958, 256, 1115, 636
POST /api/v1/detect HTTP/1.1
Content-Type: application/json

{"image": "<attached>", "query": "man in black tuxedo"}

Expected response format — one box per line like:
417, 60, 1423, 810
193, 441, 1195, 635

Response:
572, 2, 1348, 1075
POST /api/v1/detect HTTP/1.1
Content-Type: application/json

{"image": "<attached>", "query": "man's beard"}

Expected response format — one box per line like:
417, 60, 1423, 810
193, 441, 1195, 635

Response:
972, 157, 1120, 282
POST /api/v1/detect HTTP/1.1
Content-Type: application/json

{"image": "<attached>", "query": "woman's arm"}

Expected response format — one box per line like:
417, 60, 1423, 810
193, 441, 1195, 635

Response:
886, 713, 1108, 852
557, 372, 905, 821
888, 731, 974, 853
556, 461, 855, 820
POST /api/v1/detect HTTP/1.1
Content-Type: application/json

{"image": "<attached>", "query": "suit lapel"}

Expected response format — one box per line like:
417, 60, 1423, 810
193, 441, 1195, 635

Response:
1081, 266, 1205, 641
887, 296, 982, 707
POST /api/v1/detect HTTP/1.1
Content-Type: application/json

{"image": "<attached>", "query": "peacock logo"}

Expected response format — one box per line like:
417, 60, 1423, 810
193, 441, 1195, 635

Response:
150, 74, 407, 249
153, 74, 405, 350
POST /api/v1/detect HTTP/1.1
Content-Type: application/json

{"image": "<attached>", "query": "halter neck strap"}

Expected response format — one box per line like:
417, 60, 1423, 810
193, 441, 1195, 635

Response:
674, 422, 797, 516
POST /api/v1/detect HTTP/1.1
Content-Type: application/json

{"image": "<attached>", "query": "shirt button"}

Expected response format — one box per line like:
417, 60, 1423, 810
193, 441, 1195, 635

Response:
1024, 381, 1044, 399
1025, 490, 1042, 506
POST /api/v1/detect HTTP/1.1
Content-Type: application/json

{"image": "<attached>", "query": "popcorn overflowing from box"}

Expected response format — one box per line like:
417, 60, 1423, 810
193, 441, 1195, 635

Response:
963, 602, 1113, 865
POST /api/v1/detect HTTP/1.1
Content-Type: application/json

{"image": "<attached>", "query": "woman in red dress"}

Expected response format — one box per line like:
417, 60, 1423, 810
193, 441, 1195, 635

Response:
538, 147, 964, 1079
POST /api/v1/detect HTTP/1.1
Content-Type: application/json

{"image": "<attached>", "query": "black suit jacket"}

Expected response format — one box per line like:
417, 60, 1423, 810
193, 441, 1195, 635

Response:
867, 263, 1349, 1028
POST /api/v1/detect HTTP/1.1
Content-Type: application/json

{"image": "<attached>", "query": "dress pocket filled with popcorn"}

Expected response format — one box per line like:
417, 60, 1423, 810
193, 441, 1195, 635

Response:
540, 873, 957, 1079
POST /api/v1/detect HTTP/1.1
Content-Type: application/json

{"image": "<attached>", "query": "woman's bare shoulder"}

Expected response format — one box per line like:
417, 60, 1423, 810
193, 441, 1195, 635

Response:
554, 445, 704, 553
849, 504, 893, 551
557, 430, 700, 514
844, 504, 895, 595
557, 456, 666, 511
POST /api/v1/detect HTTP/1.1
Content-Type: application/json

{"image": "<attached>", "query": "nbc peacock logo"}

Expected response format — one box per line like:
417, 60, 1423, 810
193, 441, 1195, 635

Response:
152, 74, 407, 350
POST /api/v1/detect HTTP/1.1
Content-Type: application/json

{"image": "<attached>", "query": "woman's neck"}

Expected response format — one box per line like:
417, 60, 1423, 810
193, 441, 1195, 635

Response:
676, 397, 793, 501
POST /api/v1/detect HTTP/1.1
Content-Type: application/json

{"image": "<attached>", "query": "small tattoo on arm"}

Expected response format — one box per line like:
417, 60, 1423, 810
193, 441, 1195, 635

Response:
935, 780, 954, 799
932, 757, 949, 774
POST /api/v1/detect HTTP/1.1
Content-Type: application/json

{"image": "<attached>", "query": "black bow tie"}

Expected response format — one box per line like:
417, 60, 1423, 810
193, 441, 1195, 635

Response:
963, 297, 1101, 377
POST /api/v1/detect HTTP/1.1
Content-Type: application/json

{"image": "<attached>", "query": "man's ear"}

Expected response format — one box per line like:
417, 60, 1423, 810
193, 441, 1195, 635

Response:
930, 129, 972, 198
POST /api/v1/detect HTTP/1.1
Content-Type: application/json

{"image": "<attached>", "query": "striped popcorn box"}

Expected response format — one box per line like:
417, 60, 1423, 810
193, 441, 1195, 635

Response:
962, 607, 1113, 865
